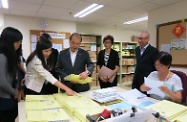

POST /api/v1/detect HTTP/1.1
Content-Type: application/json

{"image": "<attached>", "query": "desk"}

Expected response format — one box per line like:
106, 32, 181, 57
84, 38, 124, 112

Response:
18, 87, 157, 122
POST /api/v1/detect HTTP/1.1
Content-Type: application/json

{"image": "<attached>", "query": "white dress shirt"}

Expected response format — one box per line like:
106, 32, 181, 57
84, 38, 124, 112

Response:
140, 43, 149, 55
70, 49, 78, 66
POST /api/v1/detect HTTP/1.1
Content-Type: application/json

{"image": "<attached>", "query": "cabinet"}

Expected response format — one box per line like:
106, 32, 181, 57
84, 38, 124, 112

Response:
80, 35, 102, 87
112, 42, 137, 85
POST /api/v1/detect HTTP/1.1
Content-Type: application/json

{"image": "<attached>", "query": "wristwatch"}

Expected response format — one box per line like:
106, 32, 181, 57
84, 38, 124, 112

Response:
86, 70, 91, 75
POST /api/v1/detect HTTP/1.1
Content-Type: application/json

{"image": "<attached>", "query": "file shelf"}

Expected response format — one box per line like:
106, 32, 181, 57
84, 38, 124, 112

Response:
112, 41, 137, 85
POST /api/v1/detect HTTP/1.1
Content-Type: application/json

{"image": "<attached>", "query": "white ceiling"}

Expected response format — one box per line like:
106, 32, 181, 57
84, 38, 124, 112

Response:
0, 0, 185, 31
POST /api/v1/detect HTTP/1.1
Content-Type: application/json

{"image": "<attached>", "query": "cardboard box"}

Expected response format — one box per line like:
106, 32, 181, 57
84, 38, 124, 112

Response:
84, 47, 91, 51
122, 66, 127, 73
84, 43, 91, 47
127, 59, 135, 65
82, 36, 91, 42
82, 36, 96, 43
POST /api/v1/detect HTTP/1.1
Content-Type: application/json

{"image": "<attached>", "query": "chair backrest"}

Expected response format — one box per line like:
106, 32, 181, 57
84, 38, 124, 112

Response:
171, 70, 187, 104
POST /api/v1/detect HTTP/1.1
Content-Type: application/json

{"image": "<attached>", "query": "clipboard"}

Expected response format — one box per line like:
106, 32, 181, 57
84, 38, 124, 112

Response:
98, 65, 116, 83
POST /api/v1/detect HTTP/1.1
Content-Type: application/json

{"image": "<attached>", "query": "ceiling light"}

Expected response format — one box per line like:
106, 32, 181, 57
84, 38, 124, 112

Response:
74, 3, 103, 18
2, 0, 8, 9
123, 16, 148, 24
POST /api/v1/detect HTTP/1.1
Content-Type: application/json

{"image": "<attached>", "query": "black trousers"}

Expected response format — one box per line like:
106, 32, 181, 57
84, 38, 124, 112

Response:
0, 106, 18, 122
99, 77, 118, 89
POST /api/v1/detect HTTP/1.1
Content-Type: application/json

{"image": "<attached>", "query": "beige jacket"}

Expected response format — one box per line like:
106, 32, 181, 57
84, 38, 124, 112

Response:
25, 56, 57, 93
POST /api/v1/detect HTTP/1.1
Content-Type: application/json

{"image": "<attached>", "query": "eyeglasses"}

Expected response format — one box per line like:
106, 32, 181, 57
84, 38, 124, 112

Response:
138, 37, 148, 40
104, 42, 112, 44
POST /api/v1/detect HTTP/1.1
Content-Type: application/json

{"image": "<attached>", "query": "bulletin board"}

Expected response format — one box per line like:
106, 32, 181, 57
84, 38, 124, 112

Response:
157, 19, 187, 67
30, 30, 70, 53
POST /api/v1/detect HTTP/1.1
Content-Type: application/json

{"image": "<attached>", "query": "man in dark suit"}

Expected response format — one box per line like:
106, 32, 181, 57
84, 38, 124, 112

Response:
56, 33, 94, 92
132, 31, 158, 91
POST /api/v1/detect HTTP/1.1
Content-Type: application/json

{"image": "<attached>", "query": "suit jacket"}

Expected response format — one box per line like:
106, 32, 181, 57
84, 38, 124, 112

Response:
25, 56, 57, 93
56, 48, 94, 82
132, 44, 158, 90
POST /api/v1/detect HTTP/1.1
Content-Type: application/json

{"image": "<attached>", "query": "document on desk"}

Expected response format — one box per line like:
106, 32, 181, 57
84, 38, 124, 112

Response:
26, 101, 61, 110
26, 95, 55, 101
27, 109, 70, 122
98, 65, 116, 83
107, 101, 132, 110
144, 77, 165, 98
171, 111, 187, 122
146, 100, 187, 120
128, 97, 158, 109
119, 88, 147, 101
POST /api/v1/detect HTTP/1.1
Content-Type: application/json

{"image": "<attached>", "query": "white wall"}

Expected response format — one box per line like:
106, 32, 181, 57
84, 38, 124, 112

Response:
0, 14, 4, 33
4, 15, 76, 58
77, 24, 139, 42
3, 15, 138, 59
148, 0, 187, 73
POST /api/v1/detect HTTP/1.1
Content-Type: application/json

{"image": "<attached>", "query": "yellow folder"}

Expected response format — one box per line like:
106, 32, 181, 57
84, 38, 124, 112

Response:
145, 100, 187, 120
64, 74, 92, 84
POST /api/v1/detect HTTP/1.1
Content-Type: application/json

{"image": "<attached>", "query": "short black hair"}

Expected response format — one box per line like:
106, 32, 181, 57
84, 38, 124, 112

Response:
69, 33, 82, 42
156, 51, 172, 68
103, 35, 114, 44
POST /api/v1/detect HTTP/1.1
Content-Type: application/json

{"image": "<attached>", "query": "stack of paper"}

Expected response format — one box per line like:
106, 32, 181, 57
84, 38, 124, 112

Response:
64, 74, 92, 84
170, 111, 187, 122
26, 95, 55, 102
146, 100, 187, 120
27, 109, 70, 122
26, 101, 61, 110
92, 88, 118, 103
25, 95, 70, 122
53, 93, 106, 122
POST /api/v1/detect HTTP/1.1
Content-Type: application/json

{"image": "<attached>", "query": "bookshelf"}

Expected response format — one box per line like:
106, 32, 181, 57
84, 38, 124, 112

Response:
112, 41, 137, 86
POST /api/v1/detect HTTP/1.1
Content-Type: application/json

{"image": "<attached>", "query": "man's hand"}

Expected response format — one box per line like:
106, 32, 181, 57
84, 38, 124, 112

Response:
79, 71, 88, 80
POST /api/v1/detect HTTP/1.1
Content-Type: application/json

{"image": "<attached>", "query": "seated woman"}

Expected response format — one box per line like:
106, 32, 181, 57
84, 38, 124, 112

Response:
140, 51, 183, 103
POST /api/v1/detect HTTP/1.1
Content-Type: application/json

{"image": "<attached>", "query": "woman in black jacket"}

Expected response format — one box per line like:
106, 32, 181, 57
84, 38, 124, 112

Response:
97, 35, 119, 88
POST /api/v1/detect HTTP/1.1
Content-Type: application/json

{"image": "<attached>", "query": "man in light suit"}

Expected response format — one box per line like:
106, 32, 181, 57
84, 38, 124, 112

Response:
132, 31, 159, 91
56, 33, 94, 92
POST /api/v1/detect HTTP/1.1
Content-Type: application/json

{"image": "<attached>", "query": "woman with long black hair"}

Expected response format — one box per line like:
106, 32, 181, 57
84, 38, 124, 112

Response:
0, 27, 23, 122
25, 37, 76, 95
